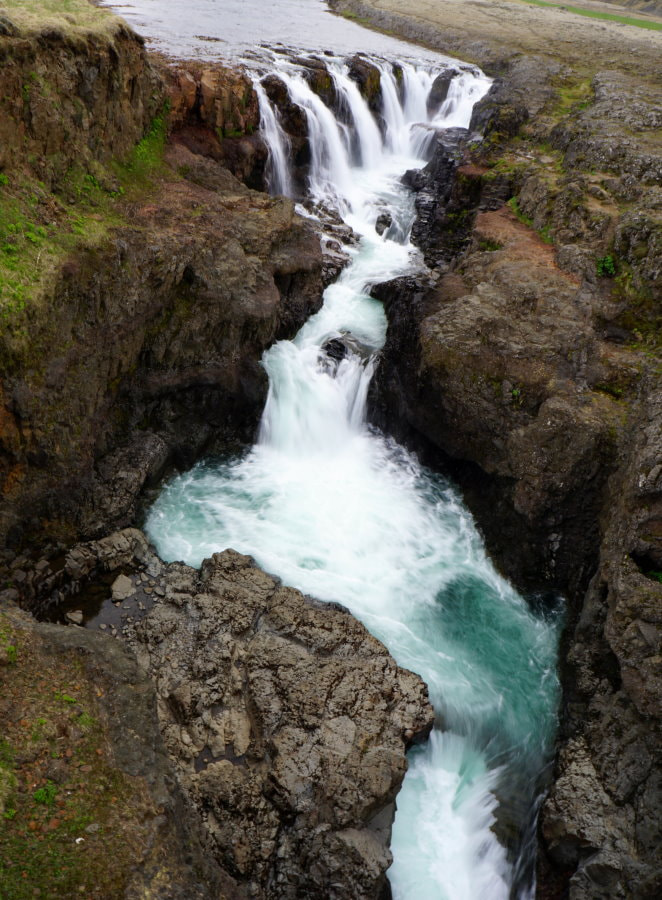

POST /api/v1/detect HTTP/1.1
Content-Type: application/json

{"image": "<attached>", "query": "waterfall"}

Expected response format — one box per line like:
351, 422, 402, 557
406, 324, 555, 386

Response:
330, 66, 383, 169
254, 80, 293, 197
146, 58, 561, 900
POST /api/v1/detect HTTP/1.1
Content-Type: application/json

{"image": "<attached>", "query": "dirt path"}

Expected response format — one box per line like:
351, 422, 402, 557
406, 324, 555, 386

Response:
331, 0, 662, 76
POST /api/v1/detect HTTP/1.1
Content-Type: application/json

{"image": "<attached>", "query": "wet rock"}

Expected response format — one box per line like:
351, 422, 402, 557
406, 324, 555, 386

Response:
347, 55, 383, 115
427, 68, 458, 114
111, 574, 134, 602
375, 212, 392, 235
406, 127, 473, 267
65, 610, 84, 625
123, 547, 434, 898
299, 56, 338, 109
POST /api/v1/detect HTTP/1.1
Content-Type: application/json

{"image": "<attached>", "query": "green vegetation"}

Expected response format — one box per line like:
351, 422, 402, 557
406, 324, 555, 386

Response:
478, 238, 503, 252
515, 0, 662, 31
0, 0, 118, 38
33, 781, 58, 807
0, 619, 18, 665
596, 254, 617, 277
594, 381, 624, 400
554, 78, 593, 115
0, 107, 169, 344
507, 196, 533, 227
0, 611, 154, 898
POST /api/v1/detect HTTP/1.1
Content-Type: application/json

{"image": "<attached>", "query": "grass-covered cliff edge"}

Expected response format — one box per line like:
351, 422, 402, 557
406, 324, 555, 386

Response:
0, 0, 323, 556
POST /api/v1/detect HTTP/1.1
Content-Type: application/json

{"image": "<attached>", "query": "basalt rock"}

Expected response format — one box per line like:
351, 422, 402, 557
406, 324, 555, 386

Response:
261, 72, 311, 191
0, 14, 162, 185
405, 127, 475, 268
427, 68, 459, 115
0, 29, 324, 560
370, 47, 662, 900
347, 54, 383, 116
55, 531, 434, 899
162, 61, 267, 190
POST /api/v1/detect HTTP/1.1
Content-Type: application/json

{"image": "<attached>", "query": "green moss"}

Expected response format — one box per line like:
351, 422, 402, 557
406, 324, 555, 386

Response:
596, 254, 616, 277
507, 196, 533, 227
594, 382, 624, 400
0, 105, 170, 360
514, 0, 662, 31
478, 238, 503, 252
553, 78, 593, 115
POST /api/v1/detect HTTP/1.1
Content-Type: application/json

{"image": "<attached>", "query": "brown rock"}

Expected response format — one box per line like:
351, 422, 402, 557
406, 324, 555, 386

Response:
124, 546, 434, 898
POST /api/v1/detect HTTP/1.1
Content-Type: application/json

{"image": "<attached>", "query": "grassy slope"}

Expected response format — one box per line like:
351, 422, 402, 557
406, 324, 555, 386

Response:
514, 0, 662, 30
0, 0, 119, 37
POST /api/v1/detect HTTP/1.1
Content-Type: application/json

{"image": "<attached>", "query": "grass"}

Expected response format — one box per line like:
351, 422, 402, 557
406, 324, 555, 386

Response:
0, 611, 158, 899
515, 0, 662, 31
507, 196, 533, 227
0, 107, 169, 353
554, 78, 593, 115
0, 0, 119, 38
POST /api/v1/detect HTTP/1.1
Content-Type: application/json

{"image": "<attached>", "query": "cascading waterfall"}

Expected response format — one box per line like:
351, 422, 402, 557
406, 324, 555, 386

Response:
254, 80, 293, 197
146, 58, 561, 899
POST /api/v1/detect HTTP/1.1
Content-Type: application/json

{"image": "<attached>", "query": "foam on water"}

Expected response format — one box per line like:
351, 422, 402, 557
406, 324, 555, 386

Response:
146, 60, 561, 899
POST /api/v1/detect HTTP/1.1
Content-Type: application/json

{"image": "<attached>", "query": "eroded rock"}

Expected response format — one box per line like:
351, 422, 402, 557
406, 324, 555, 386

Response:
118, 547, 434, 899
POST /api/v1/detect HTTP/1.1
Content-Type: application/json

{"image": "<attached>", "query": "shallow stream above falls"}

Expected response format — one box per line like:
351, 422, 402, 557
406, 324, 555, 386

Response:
103, 4, 564, 897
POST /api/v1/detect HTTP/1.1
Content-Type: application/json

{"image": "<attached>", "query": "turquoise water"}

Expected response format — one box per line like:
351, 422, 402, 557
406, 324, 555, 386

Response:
145, 60, 562, 898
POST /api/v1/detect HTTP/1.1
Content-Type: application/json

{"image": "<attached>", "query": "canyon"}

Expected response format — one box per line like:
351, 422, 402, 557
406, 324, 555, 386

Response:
0, 0, 660, 898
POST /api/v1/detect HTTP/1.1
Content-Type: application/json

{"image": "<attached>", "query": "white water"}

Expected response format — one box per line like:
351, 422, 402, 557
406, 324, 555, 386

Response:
147, 60, 561, 899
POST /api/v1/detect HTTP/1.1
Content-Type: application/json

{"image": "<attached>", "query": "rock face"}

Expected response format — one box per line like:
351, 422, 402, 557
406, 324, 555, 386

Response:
0, 152, 322, 553
128, 548, 434, 899
542, 382, 662, 898
42, 530, 435, 899
0, 25, 324, 556
366, 32, 662, 900
163, 61, 267, 189
0, 13, 161, 185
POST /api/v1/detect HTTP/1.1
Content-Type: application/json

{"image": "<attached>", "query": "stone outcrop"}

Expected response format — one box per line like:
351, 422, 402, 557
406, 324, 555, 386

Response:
28, 529, 435, 899
0, 9, 161, 187
0, 150, 322, 554
162, 61, 267, 189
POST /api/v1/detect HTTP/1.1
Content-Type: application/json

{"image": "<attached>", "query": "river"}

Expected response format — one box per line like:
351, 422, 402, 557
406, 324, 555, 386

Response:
107, 3, 563, 897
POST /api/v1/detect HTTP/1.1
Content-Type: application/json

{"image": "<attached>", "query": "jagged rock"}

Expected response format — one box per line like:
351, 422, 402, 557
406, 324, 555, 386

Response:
0, 14, 162, 183
0, 149, 323, 554
405, 127, 472, 267
375, 212, 392, 235
298, 56, 338, 108
427, 68, 459, 114
117, 547, 434, 899
469, 79, 529, 137
347, 54, 383, 115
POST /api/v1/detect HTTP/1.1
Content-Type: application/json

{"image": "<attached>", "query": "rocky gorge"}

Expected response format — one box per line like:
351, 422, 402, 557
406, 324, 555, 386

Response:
0, 0, 660, 898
